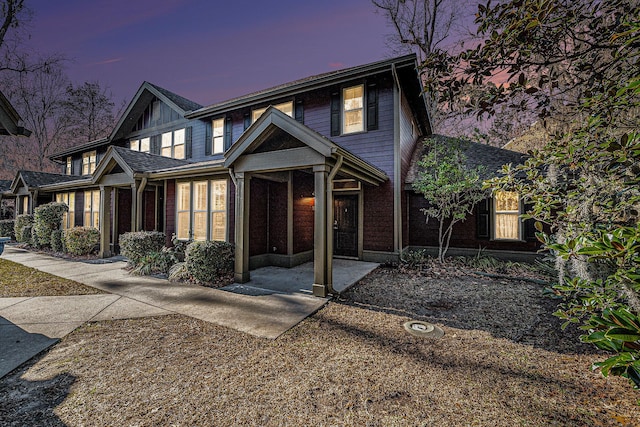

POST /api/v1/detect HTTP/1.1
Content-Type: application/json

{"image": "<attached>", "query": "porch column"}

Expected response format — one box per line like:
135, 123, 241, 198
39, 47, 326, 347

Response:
234, 172, 251, 283
313, 165, 331, 297
130, 182, 138, 232
99, 185, 112, 258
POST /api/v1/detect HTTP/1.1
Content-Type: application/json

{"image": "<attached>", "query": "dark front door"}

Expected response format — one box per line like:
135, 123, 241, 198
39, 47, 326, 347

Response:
334, 195, 358, 258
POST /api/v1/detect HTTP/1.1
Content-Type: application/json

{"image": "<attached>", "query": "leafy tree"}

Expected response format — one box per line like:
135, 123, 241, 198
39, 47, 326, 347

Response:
412, 136, 488, 262
451, 0, 640, 388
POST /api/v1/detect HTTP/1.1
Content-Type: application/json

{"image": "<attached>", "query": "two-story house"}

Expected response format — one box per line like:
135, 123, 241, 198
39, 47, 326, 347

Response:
9, 54, 538, 296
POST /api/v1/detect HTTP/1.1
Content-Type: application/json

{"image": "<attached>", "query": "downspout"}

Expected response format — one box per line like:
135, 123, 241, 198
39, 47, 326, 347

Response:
391, 63, 402, 256
326, 154, 343, 294
136, 176, 148, 231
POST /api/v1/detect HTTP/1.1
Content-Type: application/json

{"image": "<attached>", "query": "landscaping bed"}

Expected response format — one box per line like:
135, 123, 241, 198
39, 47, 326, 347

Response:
1, 263, 639, 426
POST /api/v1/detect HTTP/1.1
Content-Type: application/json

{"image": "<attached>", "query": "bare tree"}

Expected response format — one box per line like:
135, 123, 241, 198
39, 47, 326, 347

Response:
62, 81, 117, 144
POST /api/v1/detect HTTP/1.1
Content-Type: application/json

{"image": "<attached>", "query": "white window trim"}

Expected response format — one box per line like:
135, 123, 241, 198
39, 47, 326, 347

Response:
212, 118, 225, 155
492, 191, 523, 241
342, 84, 364, 135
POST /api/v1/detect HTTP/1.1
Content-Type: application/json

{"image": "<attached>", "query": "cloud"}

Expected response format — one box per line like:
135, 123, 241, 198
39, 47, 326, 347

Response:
87, 57, 125, 66
329, 62, 345, 69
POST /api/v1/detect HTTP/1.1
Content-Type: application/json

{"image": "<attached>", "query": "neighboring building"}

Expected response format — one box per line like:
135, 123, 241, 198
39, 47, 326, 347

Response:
0, 90, 31, 137
5, 54, 538, 296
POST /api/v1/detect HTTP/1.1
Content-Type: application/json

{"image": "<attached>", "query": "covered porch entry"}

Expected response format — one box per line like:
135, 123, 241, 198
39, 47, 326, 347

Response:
225, 107, 387, 297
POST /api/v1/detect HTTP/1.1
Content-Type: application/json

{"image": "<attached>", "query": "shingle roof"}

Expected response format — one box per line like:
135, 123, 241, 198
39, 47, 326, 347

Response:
406, 134, 527, 186
147, 82, 202, 113
18, 170, 82, 187
112, 146, 191, 173
0, 179, 12, 193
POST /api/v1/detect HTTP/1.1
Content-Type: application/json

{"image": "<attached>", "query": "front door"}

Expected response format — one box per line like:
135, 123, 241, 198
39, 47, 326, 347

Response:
333, 194, 358, 258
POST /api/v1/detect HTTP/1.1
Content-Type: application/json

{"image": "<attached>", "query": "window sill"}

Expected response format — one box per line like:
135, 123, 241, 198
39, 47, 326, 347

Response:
340, 130, 367, 137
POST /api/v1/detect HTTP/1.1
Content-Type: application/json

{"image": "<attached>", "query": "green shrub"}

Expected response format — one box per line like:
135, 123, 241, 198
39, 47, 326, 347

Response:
119, 231, 166, 266
0, 219, 15, 239
170, 234, 191, 262
20, 225, 33, 245
185, 241, 234, 285
14, 215, 33, 243
131, 248, 177, 276
64, 227, 99, 255
31, 226, 40, 247
400, 249, 431, 270
33, 202, 68, 247
50, 229, 64, 253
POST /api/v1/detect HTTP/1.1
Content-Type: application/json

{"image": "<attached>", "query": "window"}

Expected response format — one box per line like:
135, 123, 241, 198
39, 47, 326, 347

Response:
55, 192, 75, 229
494, 191, 521, 240
175, 179, 227, 241
212, 118, 224, 154
22, 196, 28, 214
252, 101, 293, 123
84, 190, 100, 229
82, 151, 97, 175
65, 156, 72, 175
342, 85, 364, 134
161, 128, 185, 159
130, 137, 150, 153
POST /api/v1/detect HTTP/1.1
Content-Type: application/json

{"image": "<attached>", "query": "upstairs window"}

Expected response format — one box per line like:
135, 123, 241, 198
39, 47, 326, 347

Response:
161, 128, 185, 159
494, 191, 521, 240
252, 101, 293, 123
130, 137, 150, 153
82, 151, 97, 175
212, 118, 225, 154
342, 85, 364, 134
65, 156, 72, 175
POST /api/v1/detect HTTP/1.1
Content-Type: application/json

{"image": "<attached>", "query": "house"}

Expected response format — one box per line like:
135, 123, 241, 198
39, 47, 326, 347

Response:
7, 54, 538, 296
0, 89, 31, 137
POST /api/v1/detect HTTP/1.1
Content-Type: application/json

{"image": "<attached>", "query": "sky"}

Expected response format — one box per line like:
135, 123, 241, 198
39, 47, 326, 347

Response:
24, 0, 394, 108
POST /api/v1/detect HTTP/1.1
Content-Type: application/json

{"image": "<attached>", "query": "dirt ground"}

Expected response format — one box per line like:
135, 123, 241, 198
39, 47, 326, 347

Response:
1, 263, 639, 426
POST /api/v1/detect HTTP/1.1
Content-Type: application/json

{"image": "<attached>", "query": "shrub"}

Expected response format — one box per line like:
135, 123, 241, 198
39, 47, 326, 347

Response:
119, 231, 166, 266
21, 225, 33, 245
31, 226, 40, 247
400, 249, 431, 270
50, 229, 64, 253
170, 234, 191, 262
0, 219, 15, 239
64, 227, 100, 255
185, 241, 234, 285
14, 215, 34, 243
33, 202, 68, 247
131, 248, 177, 276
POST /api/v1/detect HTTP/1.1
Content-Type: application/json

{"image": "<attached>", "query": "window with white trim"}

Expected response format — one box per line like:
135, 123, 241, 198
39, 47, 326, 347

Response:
84, 190, 100, 229
494, 190, 521, 240
212, 118, 225, 154
161, 128, 185, 159
82, 151, 97, 175
342, 85, 364, 134
252, 101, 293, 123
175, 179, 228, 241
55, 192, 75, 229
130, 137, 150, 153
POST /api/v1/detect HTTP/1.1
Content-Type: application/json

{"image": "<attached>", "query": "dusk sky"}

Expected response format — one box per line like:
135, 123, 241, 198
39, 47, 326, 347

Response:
26, 0, 394, 108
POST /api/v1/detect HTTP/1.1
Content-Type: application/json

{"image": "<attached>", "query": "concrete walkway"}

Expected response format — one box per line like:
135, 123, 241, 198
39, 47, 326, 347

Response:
0, 246, 378, 378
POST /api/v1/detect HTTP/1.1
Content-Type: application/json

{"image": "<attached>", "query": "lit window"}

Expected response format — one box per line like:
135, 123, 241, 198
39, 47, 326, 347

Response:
130, 138, 150, 153
65, 156, 72, 175
22, 196, 28, 214
82, 151, 97, 175
343, 85, 364, 134
252, 101, 293, 122
84, 190, 100, 229
161, 129, 185, 159
175, 179, 227, 241
212, 118, 224, 154
494, 191, 521, 240
55, 192, 75, 229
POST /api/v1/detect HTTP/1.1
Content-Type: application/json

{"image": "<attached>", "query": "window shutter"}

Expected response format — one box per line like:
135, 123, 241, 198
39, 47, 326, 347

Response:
295, 100, 304, 123
367, 84, 378, 131
243, 114, 251, 130
523, 204, 536, 241
476, 198, 490, 239
185, 126, 193, 159
204, 121, 212, 156
224, 117, 232, 150
330, 92, 340, 136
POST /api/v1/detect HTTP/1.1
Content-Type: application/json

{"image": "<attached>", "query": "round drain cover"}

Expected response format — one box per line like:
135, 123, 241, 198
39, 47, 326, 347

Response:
403, 321, 444, 338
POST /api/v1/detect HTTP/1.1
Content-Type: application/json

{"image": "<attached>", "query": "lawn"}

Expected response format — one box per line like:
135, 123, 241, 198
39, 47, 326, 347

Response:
1, 261, 639, 426
0, 258, 105, 297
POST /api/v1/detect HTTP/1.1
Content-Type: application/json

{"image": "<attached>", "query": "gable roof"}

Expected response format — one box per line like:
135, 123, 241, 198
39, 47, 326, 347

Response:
10, 170, 81, 193
0, 90, 31, 137
405, 134, 527, 188
186, 54, 428, 128
0, 179, 12, 195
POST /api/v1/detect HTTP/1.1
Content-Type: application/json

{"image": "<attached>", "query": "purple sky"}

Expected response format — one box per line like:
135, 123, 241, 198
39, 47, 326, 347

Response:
26, 0, 393, 107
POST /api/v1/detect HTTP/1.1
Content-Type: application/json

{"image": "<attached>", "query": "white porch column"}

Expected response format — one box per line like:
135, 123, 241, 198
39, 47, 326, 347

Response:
234, 172, 251, 283
313, 165, 331, 297
99, 185, 112, 258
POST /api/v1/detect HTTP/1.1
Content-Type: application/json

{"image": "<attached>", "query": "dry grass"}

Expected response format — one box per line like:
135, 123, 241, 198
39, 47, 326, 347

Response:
0, 259, 105, 297
1, 266, 639, 426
